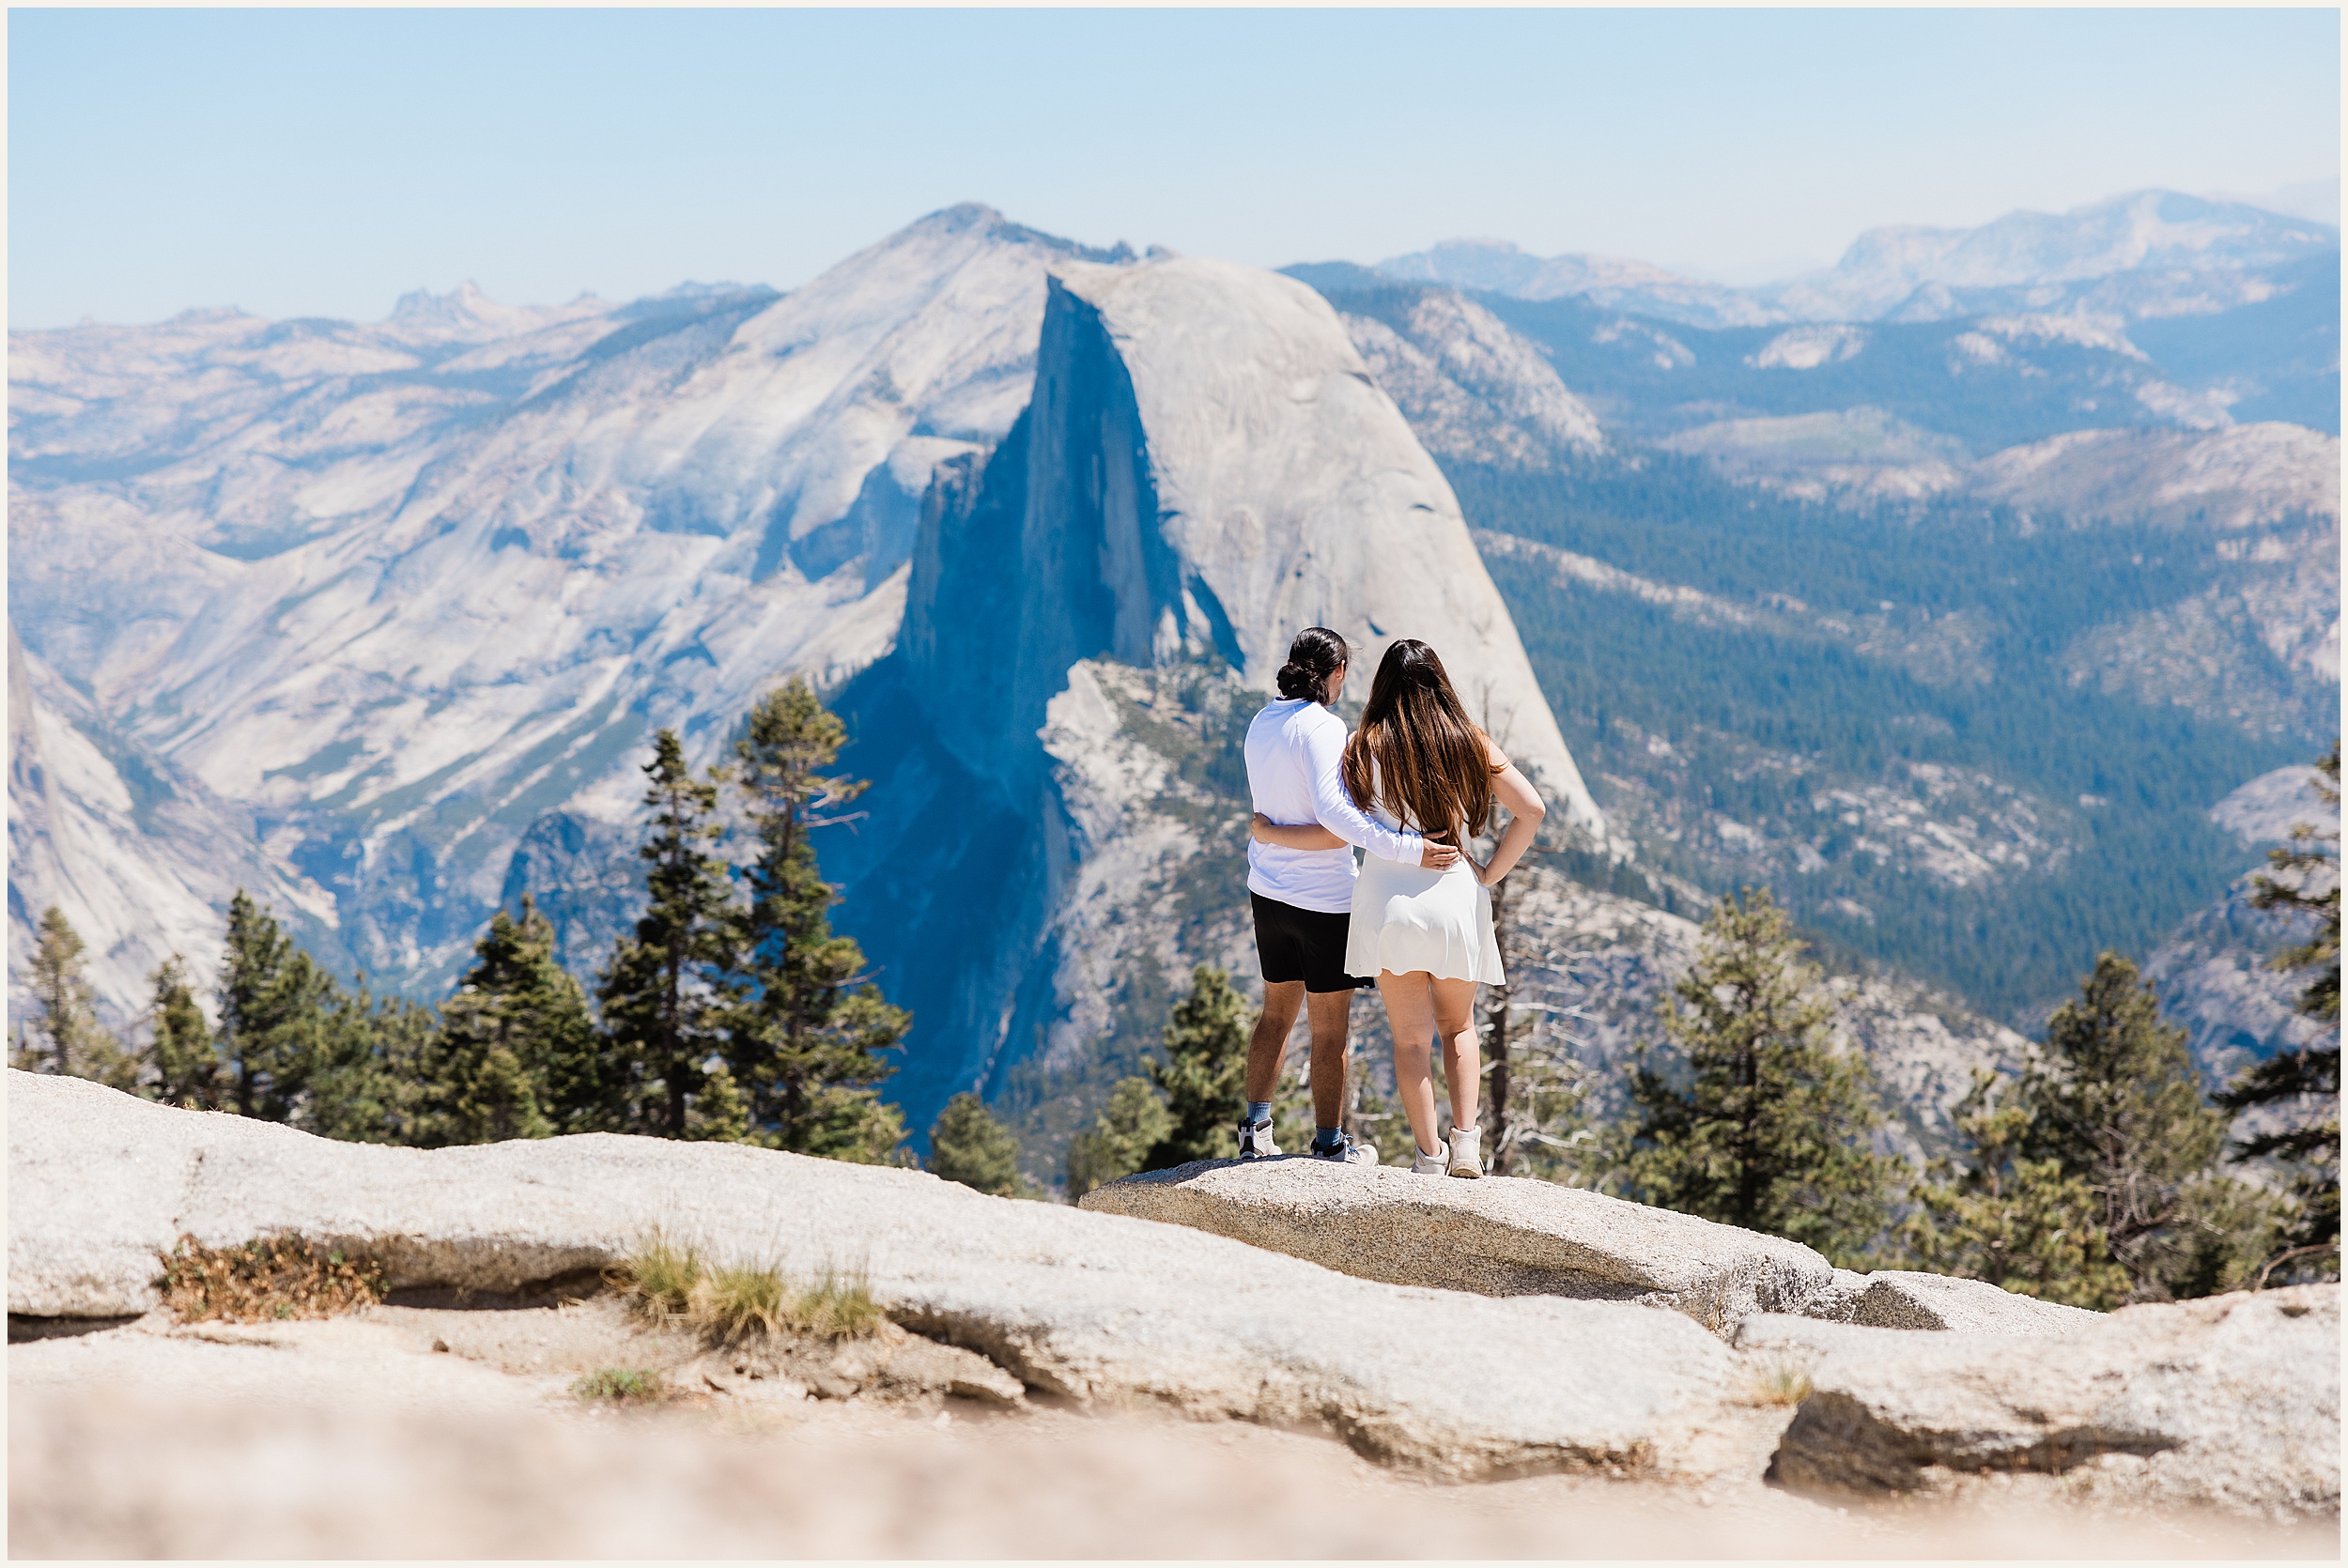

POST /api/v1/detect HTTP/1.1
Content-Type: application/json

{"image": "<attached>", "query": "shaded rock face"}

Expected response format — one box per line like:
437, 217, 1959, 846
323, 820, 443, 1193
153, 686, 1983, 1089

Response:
1079, 1159, 2112, 1345
1080, 1157, 1833, 1332
1830, 1271, 2102, 1336
1769, 1286, 2340, 1520
8, 1072, 1744, 1481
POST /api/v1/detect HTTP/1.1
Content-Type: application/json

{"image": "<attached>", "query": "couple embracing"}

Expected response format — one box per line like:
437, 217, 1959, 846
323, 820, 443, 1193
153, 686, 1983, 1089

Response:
1237, 626, 1545, 1178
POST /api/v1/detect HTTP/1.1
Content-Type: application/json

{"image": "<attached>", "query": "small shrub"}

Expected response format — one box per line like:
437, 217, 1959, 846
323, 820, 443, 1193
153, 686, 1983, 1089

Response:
1741, 1357, 1814, 1407
159, 1235, 387, 1324
572, 1367, 666, 1403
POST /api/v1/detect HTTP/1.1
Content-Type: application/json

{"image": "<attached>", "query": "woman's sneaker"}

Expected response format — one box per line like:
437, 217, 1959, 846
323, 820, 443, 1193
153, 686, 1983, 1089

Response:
1446, 1124, 1485, 1179
1411, 1146, 1447, 1176
1237, 1118, 1279, 1160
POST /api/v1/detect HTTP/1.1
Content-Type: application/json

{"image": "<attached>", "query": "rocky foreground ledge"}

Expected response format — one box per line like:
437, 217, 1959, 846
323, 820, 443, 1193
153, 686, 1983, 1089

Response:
9, 1071, 2339, 1516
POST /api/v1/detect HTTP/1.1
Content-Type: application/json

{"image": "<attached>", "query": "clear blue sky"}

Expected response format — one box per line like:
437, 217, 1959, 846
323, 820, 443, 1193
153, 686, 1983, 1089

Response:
8, 8, 2339, 328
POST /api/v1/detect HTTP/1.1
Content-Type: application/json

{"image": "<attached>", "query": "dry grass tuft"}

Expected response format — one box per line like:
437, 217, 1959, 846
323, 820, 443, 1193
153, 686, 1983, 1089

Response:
1740, 1356, 1815, 1407
610, 1236, 884, 1344
159, 1235, 387, 1324
614, 1233, 703, 1324
790, 1268, 885, 1340
702, 1261, 790, 1344
570, 1367, 667, 1404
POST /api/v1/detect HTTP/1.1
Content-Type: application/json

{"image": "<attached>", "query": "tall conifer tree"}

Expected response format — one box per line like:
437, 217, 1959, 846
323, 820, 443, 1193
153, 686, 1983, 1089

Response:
2217, 741, 2340, 1279
1620, 888, 1894, 1266
301, 977, 439, 1145
598, 729, 736, 1137
146, 955, 223, 1109
2023, 952, 2240, 1300
425, 899, 603, 1145
1901, 1069, 2130, 1307
929, 1092, 1027, 1196
1140, 965, 1252, 1169
724, 679, 907, 1161
1068, 1075, 1175, 1198
217, 891, 332, 1120
12, 906, 135, 1089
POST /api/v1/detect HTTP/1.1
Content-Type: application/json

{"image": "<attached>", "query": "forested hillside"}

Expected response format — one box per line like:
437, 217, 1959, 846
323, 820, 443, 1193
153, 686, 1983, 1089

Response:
1456, 452, 2314, 1022
1290, 263, 2337, 1036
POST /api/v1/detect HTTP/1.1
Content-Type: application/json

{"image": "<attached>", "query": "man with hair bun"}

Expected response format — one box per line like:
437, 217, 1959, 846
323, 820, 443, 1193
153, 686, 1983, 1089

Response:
1235, 626, 1460, 1162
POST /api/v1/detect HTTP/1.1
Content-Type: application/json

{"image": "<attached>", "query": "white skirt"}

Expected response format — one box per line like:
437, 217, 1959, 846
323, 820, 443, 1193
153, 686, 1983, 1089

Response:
1345, 855, 1506, 985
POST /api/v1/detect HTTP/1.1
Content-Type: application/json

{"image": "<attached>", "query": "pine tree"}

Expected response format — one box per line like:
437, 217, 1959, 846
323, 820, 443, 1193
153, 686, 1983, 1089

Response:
1620, 888, 1895, 1266
2017, 951, 2231, 1301
686, 1060, 749, 1143
145, 955, 223, 1109
13, 906, 136, 1089
597, 729, 738, 1137
2216, 741, 2340, 1282
929, 1092, 1027, 1196
1141, 965, 1252, 1169
217, 891, 333, 1121
424, 899, 601, 1145
1067, 1075, 1174, 1199
724, 679, 907, 1162
1901, 1070, 2130, 1308
301, 979, 438, 1145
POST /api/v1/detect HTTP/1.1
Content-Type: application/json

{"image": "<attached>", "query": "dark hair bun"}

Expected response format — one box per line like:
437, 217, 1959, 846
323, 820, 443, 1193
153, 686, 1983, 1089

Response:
1277, 626, 1350, 700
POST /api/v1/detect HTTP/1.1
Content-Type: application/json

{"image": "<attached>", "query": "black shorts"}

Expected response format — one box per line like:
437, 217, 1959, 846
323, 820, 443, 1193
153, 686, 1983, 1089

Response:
1251, 893, 1369, 993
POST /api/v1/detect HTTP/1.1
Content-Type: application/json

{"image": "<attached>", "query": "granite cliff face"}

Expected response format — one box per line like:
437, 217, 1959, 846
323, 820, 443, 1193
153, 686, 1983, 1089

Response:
905, 257, 1599, 822
842, 256, 1604, 1128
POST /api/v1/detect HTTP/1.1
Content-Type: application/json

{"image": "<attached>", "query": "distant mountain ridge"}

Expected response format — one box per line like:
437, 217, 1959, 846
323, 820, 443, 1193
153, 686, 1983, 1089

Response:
1376, 188, 2340, 330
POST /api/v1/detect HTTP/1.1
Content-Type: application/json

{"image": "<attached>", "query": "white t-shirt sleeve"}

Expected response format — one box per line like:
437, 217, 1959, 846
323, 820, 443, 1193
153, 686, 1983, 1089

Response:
1302, 717, 1424, 864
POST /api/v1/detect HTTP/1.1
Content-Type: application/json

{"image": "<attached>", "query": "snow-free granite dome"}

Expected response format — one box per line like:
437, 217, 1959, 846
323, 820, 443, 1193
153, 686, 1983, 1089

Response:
906, 253, 1603, 837
1057, 256, 1603, 834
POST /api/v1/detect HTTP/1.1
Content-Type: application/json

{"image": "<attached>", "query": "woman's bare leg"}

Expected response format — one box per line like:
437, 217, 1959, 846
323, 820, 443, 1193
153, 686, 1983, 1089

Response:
1431, 977, 1481, 1134
1378, 971, 1442, 1156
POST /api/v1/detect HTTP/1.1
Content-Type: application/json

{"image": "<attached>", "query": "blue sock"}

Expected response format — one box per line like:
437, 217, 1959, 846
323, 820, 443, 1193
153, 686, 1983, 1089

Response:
1311, 1126, 1344, 1154
1245, 1101, 1273, 1127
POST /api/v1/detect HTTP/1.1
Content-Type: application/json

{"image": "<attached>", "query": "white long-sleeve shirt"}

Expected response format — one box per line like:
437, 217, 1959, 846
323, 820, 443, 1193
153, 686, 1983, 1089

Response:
1244, 698, 1425, 915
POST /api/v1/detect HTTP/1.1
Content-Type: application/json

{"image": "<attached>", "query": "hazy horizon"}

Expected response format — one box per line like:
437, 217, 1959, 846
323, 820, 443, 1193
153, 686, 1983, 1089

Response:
10, 8, 2339, 329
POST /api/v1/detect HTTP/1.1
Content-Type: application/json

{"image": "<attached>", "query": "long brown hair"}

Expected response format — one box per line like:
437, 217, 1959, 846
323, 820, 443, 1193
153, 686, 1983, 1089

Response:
1341, 639, 1499, 841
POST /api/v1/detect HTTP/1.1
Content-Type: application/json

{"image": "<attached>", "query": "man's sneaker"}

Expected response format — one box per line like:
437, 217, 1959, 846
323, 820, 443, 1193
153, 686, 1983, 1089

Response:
1309, 1132, 1379, 1166
1237, 1118, 1279, 1161
1411, 1146, 1447, 1176
1446, 1124, 1485, 1179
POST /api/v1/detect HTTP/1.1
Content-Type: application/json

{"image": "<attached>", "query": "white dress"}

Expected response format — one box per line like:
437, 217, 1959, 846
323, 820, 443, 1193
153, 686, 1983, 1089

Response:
1343, 768, 1506, 985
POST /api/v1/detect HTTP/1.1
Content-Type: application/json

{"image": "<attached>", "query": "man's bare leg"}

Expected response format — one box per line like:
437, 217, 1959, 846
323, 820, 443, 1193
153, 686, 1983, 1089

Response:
1244, 981, 1306, 1106
1305, 989, 1353, 1130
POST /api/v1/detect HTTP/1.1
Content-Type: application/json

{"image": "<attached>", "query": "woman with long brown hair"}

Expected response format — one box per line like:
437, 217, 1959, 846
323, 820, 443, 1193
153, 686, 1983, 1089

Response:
1250, 638, 1544, 1176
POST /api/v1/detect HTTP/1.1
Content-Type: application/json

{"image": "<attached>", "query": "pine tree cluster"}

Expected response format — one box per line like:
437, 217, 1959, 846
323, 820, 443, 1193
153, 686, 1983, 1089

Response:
13, 679, 907, 1163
